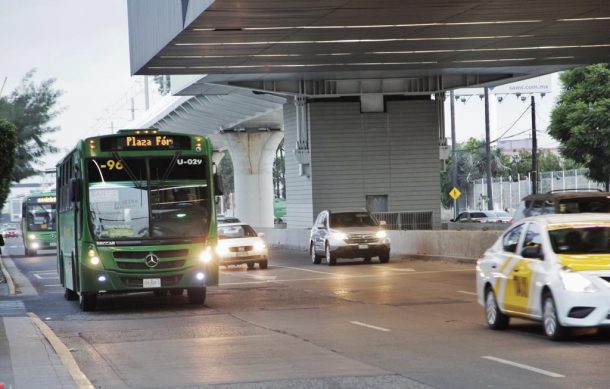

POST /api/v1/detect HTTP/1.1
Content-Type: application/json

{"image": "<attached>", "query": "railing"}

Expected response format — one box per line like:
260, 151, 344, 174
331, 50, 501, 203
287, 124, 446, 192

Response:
372, 211, 434, 230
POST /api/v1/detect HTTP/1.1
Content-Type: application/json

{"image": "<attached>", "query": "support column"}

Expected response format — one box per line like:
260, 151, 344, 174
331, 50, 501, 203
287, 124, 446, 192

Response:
222, 131, 283, 227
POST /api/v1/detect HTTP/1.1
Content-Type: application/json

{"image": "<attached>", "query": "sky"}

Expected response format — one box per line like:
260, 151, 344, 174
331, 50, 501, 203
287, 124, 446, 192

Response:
0, 0, 134, 170
1, 0, 563, 175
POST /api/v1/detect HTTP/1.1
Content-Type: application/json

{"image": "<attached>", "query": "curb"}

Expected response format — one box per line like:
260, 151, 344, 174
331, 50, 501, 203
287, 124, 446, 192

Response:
27, 312, 95, 389
0, 256, 16, 295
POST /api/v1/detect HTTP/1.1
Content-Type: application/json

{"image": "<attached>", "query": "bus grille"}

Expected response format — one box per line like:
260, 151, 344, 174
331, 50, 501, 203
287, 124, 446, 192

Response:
113, 249, 189, 259
120, 275, 182, 288
116, 260, 186, 270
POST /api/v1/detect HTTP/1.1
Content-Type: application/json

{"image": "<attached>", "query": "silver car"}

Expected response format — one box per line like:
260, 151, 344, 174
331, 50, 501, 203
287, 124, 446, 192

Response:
310, 209, 390, 266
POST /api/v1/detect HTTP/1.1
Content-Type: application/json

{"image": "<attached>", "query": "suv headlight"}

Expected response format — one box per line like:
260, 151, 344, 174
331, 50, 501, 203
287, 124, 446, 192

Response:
332, 231, 347, 241
376, 230, 387, 239
559, 270, 597, 293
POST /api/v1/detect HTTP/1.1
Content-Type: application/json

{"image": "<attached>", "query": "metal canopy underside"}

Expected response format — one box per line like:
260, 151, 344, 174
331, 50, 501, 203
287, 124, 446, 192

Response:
133, 0, 610, 86
141, 89, 285, 136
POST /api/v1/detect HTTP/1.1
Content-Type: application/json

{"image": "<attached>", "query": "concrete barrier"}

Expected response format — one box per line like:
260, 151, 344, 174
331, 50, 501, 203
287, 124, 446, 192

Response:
256, 227, 503, 260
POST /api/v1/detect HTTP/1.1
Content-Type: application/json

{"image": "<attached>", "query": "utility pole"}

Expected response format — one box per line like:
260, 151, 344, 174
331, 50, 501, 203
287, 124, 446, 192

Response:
450, 90, 459, 218
531, 95, 538, 194
484, 87, 493, 210
130, 97, 135, 121
144, 76, 150, 110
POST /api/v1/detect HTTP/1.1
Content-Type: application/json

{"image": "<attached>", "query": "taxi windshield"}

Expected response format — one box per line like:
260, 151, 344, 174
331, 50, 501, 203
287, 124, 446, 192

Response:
549, 226, 610, 254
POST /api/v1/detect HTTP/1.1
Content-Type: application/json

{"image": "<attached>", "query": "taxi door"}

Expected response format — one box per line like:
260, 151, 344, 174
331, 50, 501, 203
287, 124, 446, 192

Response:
503, 222, 545, 315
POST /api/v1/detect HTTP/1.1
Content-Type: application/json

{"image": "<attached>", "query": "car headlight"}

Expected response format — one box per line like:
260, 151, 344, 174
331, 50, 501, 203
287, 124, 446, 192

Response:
216, 244, 229, 256
28, 233, 36, 240
376, 230, 387, 239
332, 231, 347, 241
559, 270, 597, 293
199, 246, 213, 263
254, 241, 266, 252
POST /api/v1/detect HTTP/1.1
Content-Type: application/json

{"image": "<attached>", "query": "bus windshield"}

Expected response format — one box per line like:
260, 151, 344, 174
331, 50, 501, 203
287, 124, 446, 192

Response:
26, 203, 56, 231
87, 156, 210, 240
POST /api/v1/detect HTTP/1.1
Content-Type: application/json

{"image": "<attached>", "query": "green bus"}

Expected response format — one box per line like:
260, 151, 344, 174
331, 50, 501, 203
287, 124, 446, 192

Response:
21, 191, 57, 256
56, 129, 222, 311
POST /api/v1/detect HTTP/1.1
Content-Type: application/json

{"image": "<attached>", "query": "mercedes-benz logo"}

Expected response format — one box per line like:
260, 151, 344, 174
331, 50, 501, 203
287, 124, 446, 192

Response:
145, 253, 159, 268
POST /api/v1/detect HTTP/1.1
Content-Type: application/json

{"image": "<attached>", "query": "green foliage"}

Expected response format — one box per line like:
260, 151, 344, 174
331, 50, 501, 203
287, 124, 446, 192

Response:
273, 140, 285, 199
0, 70, 62, 182
0, 120, 18, 210
549, 64, 610, 189
217, 151, 234, 208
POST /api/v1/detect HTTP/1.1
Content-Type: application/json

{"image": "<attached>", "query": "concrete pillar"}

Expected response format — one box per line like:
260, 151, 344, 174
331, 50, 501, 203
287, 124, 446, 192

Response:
223, 131, 283, 227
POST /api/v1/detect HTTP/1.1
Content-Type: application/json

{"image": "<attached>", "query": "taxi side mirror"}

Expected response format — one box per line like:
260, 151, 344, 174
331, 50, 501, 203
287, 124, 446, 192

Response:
522, 246, 543, 260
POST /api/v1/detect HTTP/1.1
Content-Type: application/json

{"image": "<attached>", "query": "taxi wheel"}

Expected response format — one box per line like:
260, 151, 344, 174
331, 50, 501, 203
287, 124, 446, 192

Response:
485, 287, 509, 330
311, 243, 322, 264
259, 260, 268, 269
543, 294, 568, 341
247, 263, 255, 270
363, 257, 371, 263
325, 244, 336, 266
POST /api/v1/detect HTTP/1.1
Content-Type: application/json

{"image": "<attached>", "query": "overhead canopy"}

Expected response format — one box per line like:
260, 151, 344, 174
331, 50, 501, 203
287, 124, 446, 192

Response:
129, 0, 610, 89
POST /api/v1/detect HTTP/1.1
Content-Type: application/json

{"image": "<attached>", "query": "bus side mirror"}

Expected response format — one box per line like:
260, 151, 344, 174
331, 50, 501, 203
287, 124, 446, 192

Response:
70, 178, 82, 202
214, 173, 224, 196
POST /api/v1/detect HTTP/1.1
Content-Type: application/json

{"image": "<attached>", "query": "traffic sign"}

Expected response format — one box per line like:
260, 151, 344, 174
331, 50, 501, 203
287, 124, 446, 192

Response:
449, 187, 461, 200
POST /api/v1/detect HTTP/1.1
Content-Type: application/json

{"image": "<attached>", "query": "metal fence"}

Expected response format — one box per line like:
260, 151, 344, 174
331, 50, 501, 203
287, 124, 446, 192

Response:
455, 169, 605, 214
372, 211, 434, 230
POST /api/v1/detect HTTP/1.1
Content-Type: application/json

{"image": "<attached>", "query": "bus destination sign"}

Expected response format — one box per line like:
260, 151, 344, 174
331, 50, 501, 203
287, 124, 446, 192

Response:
100, 135, 191, 151
27, 196, 56, 204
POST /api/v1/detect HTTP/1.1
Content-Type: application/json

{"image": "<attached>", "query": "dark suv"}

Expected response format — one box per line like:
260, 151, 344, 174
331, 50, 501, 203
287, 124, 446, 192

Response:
513, 190, 610, 222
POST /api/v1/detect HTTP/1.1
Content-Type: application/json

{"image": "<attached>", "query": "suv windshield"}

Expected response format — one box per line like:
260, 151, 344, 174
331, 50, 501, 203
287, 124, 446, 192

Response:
549, 226, 610, 254
87, 156, 210, 240
330, 212, 378, 228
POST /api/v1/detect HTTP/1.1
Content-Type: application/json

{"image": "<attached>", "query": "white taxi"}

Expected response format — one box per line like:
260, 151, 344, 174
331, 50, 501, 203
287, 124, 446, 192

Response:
477, 213, 610, 340
216, 223, 268, 270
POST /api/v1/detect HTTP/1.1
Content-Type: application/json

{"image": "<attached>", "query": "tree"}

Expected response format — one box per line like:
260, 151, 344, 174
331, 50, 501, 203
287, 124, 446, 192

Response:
0, 70, 62, 182
0, 120, 18, 210
549, 63, 610, 190
272, 140, 285, 199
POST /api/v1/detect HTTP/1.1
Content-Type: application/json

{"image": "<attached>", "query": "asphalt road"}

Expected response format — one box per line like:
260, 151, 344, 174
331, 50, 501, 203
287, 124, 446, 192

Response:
3, 237, 610, 388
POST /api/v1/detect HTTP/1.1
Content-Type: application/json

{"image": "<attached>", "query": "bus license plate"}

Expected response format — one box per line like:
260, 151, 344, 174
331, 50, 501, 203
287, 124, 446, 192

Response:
143, 278, 161, 288
358, 244, 369, 250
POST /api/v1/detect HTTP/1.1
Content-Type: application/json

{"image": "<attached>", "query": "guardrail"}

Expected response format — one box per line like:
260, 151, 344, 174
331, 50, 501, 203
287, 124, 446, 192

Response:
372, 211, 434, 230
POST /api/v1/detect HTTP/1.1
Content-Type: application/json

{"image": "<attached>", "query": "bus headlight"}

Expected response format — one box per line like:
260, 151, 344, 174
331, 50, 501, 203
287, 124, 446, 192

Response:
200, 246, 213, 263
90, 256, 100, 266
28, 234, 36, 240
254, 241, 266, 252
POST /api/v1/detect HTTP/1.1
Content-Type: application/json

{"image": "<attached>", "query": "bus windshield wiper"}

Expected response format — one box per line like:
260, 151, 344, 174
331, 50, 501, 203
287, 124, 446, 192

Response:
112, 152, 144, 190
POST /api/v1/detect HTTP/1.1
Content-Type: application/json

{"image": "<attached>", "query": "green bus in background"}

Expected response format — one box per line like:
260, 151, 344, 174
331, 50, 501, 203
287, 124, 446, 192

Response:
56, 129, 222, 311
21, 192, 57, 256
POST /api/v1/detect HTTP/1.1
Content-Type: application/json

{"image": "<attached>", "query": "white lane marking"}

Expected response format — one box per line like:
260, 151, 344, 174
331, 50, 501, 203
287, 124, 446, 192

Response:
239, 273, 277, 281
457, 290, 478, 296
482, 356, 565, 378
33, 273, 59, 280
350, 321, 391, 332
271, 265, 339, 275
44, 284, 63, 287
387, 268, 415, 272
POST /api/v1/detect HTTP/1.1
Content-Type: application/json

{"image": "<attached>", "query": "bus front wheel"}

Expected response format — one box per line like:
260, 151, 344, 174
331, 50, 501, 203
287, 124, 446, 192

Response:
79, 293, 97, 311
187, 287, 206, 305
64, 288, 78, 301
